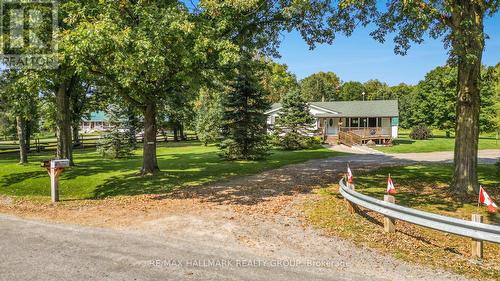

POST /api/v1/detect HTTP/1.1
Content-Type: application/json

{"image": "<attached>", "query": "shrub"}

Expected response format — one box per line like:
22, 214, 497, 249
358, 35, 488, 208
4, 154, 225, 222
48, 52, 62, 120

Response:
409, 125, 433, 140
301, 135, 322, 148
281, 132, 303, 150
277, 132, 320, 150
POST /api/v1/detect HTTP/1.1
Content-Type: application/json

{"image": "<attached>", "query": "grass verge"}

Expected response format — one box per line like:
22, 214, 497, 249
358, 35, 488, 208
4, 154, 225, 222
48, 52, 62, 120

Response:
376, 130, 499, 153
0, 142, 337, 201
304, 164, 499, 280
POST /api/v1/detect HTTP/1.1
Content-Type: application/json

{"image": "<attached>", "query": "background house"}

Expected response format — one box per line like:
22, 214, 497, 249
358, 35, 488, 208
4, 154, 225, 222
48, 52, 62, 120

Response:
266, 100, 399, 145
81, 111, 110, 133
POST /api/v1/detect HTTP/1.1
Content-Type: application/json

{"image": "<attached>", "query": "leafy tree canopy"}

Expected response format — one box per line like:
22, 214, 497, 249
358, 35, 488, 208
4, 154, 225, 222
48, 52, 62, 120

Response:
300, 71, 341, 102
260, 60, 298, 103
339, 81, 365, 101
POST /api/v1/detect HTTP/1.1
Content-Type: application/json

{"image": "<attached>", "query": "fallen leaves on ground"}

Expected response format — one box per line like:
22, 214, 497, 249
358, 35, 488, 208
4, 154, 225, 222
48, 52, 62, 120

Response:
304, 186, 500, 280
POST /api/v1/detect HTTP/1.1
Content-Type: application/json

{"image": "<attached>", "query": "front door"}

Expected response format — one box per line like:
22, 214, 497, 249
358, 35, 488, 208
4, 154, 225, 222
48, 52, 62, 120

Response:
327, 118, 338, 135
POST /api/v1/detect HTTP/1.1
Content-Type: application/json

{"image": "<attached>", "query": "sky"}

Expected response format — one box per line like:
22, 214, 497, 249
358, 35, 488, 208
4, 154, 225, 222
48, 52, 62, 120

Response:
1, 4, 498, 85
277, 14, 500, 86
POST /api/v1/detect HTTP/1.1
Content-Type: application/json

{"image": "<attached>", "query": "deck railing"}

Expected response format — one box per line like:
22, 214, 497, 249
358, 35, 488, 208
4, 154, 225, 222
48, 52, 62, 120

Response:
340, 127, 391, 137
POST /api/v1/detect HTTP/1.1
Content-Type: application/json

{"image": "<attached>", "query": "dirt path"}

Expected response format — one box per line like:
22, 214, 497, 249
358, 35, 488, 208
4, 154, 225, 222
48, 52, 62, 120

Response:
2, 150, 499, 280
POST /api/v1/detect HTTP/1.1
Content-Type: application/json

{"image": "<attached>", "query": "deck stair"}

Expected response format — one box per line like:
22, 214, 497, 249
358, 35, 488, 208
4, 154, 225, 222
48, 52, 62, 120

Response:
338, 127, 392, 146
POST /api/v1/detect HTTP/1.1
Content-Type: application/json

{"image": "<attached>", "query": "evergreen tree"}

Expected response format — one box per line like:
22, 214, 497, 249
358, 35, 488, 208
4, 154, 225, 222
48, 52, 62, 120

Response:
124, 106, 140, 150
273, 90, 316, 150
97, 106, 136, 159
219, 67, 271, 160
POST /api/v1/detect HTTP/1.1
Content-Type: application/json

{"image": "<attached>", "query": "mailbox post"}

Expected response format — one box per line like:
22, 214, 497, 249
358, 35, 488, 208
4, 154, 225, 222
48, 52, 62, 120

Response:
41, 159, 70, 203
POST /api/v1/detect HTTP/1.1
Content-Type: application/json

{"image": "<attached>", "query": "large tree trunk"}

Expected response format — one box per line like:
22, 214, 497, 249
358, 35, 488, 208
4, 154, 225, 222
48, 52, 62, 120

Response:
16, 116, 28, 164
72, 123, 81, 147
179, 123, 186, 141
450, 2, 484, 194
55, 82, 74, 165
173, 124, 179, 142
141, 99, 159, 175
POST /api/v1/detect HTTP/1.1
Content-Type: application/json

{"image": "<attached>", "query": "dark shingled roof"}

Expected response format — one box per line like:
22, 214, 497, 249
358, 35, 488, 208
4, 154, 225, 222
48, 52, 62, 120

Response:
267, 100, 399, 117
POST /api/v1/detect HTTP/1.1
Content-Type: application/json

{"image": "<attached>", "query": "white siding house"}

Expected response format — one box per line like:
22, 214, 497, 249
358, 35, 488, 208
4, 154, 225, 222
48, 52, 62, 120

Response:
266, 100, 399, 145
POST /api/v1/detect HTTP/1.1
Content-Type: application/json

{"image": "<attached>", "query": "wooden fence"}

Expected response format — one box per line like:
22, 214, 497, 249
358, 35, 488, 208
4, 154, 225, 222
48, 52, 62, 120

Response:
0, 133, 198, 154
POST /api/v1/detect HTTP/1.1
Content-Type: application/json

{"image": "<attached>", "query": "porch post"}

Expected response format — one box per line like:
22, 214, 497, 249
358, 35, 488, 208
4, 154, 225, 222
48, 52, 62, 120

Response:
322, 118, 327, 141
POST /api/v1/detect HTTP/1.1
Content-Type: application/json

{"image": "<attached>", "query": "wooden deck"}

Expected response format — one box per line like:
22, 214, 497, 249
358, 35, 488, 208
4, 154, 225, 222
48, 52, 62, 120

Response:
338, 127, 392, 146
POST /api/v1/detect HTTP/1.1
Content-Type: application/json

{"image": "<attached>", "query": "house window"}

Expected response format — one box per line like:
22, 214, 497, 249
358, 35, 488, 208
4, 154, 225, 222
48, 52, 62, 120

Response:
368, 118, 377, 127
361, 118, 368, 127
329, 119, 334, 127
350, 118, 359, 127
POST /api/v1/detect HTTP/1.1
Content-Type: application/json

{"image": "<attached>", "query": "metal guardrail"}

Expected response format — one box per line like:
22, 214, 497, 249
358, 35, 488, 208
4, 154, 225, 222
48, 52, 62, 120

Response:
339, 178, 500, 243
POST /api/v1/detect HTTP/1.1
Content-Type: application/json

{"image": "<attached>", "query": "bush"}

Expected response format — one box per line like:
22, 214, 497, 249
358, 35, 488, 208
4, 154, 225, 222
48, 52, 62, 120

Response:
302, 135, 322, 148
409, 125, 433, 140
281, 132, 303, 150
277, 132, 320, 150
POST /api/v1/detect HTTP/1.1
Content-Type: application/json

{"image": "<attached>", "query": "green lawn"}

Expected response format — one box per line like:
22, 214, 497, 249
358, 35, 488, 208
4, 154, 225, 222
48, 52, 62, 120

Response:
0, 142, 337, 201
354, 165, 499, 222
376, 130, 500, 153
305, 164, 499, 279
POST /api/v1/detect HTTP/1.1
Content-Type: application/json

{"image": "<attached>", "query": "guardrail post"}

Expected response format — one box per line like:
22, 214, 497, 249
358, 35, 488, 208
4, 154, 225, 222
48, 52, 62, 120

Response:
345, 182, 358, 214
383, 195, 396, 233
471, 214, 483, 259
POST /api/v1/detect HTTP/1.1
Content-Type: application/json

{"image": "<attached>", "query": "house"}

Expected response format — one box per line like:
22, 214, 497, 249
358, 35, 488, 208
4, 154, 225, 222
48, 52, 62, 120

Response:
80, 111, 111, 133
265, 100, 399, 145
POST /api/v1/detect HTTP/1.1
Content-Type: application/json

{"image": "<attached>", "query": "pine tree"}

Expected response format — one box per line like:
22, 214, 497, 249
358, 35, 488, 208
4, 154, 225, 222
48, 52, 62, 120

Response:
97, 105, 136, 159
274, 90, 316, 150
124, 106, 140, 150
219, 67, 271, 160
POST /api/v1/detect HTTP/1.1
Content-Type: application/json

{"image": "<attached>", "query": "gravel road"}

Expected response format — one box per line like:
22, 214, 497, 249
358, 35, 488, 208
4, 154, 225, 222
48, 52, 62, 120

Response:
0, 213, 466, 281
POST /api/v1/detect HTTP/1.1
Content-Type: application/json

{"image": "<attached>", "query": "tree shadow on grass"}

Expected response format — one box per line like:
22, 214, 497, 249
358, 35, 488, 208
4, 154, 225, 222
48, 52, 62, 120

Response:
392, 139, 415, 145
1, 147, 337, 201
92, 149, 339, 203
0, 171, 47, 187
